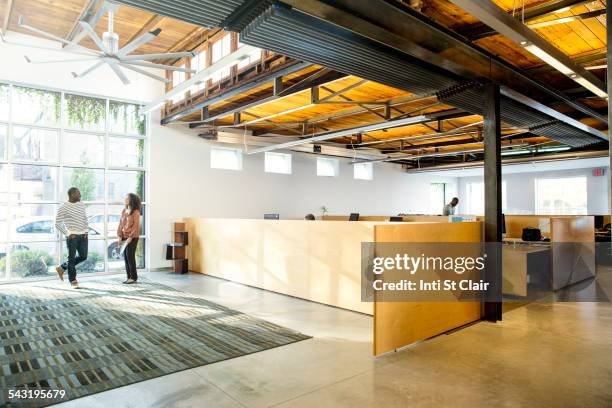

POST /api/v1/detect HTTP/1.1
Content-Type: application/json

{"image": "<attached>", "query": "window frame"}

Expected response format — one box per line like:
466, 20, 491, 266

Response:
210, 146, 243, 171
316, 157, 340, 177
264, 151, 292, 175
0, 80, 149, 281
534, 176, 588, 215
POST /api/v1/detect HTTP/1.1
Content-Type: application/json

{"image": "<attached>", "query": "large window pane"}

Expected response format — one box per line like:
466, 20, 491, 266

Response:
0, 164, 7, 201
12, 86, 60, 125
84, 204, 106, 236
535, 177, 587, 215
109, 101, 145, 135
12, 126, 58, 162
0, 83, 9, 121
0, 124, 6, 160
11, 203, 57, 241
62, 132, 104, 166
64, 94, 106, 131
61, 238, 105, 274
108, 170, 145, 202
109, 137, 144, 168
4, 242, 59, 280
12, 165, 57, 202
0, 203, 7, 242
62, 167, 105, 202
107, 204, 145, 237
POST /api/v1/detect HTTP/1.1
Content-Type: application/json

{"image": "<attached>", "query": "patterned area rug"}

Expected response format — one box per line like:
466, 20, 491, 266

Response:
0, 278, 311, 407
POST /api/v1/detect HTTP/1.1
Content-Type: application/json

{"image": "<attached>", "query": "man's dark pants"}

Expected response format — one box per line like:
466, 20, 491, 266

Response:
61, 234, 88, 282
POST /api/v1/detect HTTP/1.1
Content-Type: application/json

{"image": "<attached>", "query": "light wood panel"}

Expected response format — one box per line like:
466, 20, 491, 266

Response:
185, 218, 376, 314
372, 221, 483, 356
550, 216, 596, 289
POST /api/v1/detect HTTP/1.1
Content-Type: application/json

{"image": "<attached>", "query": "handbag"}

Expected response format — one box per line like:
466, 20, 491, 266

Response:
522, 227, 542, 242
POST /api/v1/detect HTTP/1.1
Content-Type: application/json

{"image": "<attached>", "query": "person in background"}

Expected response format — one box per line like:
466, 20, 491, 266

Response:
304, 214, 316, 220
117, 193, 141, 284
55, 187, 88, 289
443, 197, 459, 216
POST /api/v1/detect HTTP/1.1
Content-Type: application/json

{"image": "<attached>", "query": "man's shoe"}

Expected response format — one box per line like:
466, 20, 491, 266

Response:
125, 279, 136, 284
55, 266, 64, 281
122, 280, 129, 284
70, 281, 79, 289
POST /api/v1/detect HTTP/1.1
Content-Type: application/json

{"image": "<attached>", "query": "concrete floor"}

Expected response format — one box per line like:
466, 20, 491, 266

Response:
53, 271, 612, 408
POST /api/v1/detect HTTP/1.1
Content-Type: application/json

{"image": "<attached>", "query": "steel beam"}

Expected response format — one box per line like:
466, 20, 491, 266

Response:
450, 0, 606, 98
461, 0, 593, 40
188, 69, 346, 128
282, 0, 606, 124
483, 82, 503, 322
161, 61, 311, 124
608, 4, 612, 222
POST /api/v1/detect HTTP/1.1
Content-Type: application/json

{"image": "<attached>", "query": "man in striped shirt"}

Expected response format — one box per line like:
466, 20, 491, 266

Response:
54, 187, 89, 288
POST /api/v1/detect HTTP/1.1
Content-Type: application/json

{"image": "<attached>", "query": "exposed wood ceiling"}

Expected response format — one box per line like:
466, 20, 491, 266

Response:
2, 0, 608, 166
0, 0, 207, 60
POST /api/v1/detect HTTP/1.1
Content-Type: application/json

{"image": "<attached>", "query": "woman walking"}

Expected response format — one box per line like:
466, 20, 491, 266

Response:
117, 193, 141, 284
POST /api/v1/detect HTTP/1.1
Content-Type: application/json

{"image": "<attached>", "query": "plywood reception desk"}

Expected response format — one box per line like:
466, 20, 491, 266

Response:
184, 218, 484, 355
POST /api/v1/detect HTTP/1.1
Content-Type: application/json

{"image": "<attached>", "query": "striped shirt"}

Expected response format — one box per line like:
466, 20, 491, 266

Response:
55, 201, 89, 236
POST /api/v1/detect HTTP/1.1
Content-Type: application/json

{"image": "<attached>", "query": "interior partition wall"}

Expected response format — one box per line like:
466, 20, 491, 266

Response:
0, 81, 148, 282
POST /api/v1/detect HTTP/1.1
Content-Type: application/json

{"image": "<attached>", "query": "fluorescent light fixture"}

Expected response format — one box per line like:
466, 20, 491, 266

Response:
140, 45, 257, 115
524, 44, 574, 75
528, 16, 576, 29
573, 76, 609, 98
246, 115, 429, 155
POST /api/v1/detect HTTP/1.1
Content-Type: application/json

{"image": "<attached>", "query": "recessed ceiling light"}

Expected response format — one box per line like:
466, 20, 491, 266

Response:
519, 40, 528, 46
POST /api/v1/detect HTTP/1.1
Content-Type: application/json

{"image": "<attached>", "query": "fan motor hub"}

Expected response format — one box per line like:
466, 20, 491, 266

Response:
102, 32, 119, 54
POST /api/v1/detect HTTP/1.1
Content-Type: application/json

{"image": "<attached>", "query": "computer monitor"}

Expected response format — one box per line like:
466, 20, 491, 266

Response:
389, 216, 403, 222
349, 213, 360, 221
264, 213, 279, 220
595, 215, 604, 229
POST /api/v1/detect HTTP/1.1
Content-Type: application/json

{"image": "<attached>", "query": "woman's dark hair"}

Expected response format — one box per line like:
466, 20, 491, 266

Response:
126, 193, 142, 212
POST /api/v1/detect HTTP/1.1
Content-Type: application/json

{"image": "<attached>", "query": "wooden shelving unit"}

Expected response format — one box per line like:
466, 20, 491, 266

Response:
166, 222, 188, 273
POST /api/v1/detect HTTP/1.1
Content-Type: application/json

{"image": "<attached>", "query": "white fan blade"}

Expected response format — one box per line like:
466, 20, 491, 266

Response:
116, 28, 161, 58
25, 56, 99, 64
107, 60, 130, 85
121, 51, 197, 61
63, 30, 89, 51
72, 60, 105, 78
119, 63, 171, 83
78, 21, 109, 53
122, 60, 195, 73
18, 15, 72, 45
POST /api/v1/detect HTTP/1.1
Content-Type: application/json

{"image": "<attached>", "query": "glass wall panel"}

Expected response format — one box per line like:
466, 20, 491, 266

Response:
12, 86, 60, 125
0, 83, 9, 121
109, 101, 145, 135
0, 164, 7, 201
1, 83, 147, 280
108, 170, 145, 202
62, 167, 105, 202
64, 94, 106, 131
10, 203, 57, 241
12, 165, 57, 202
109, 137, 144, 168
6, 242, 59, 280
62, 132, 105, 166
0, 123, 7, 160
12, 126, 58, 162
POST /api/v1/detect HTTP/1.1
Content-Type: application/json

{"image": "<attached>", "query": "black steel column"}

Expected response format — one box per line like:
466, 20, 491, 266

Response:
483, 82, 503, 321
607, 3, 612, 216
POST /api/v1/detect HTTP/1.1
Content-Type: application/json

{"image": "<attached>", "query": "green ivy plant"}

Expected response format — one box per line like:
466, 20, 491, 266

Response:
109, 101, 145, 135
14, 86, 61, 122
65, 94, 105, 129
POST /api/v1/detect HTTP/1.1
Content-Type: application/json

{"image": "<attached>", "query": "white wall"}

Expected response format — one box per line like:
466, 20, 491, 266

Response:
147, 116, 458, 268
455, 162, 609, 215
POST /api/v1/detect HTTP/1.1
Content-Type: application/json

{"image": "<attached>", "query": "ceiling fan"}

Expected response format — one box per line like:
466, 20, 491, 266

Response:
2, 0, 195, 85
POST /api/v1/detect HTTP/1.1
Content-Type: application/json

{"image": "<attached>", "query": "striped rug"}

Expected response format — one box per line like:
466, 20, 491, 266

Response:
0, 278, 310, 407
